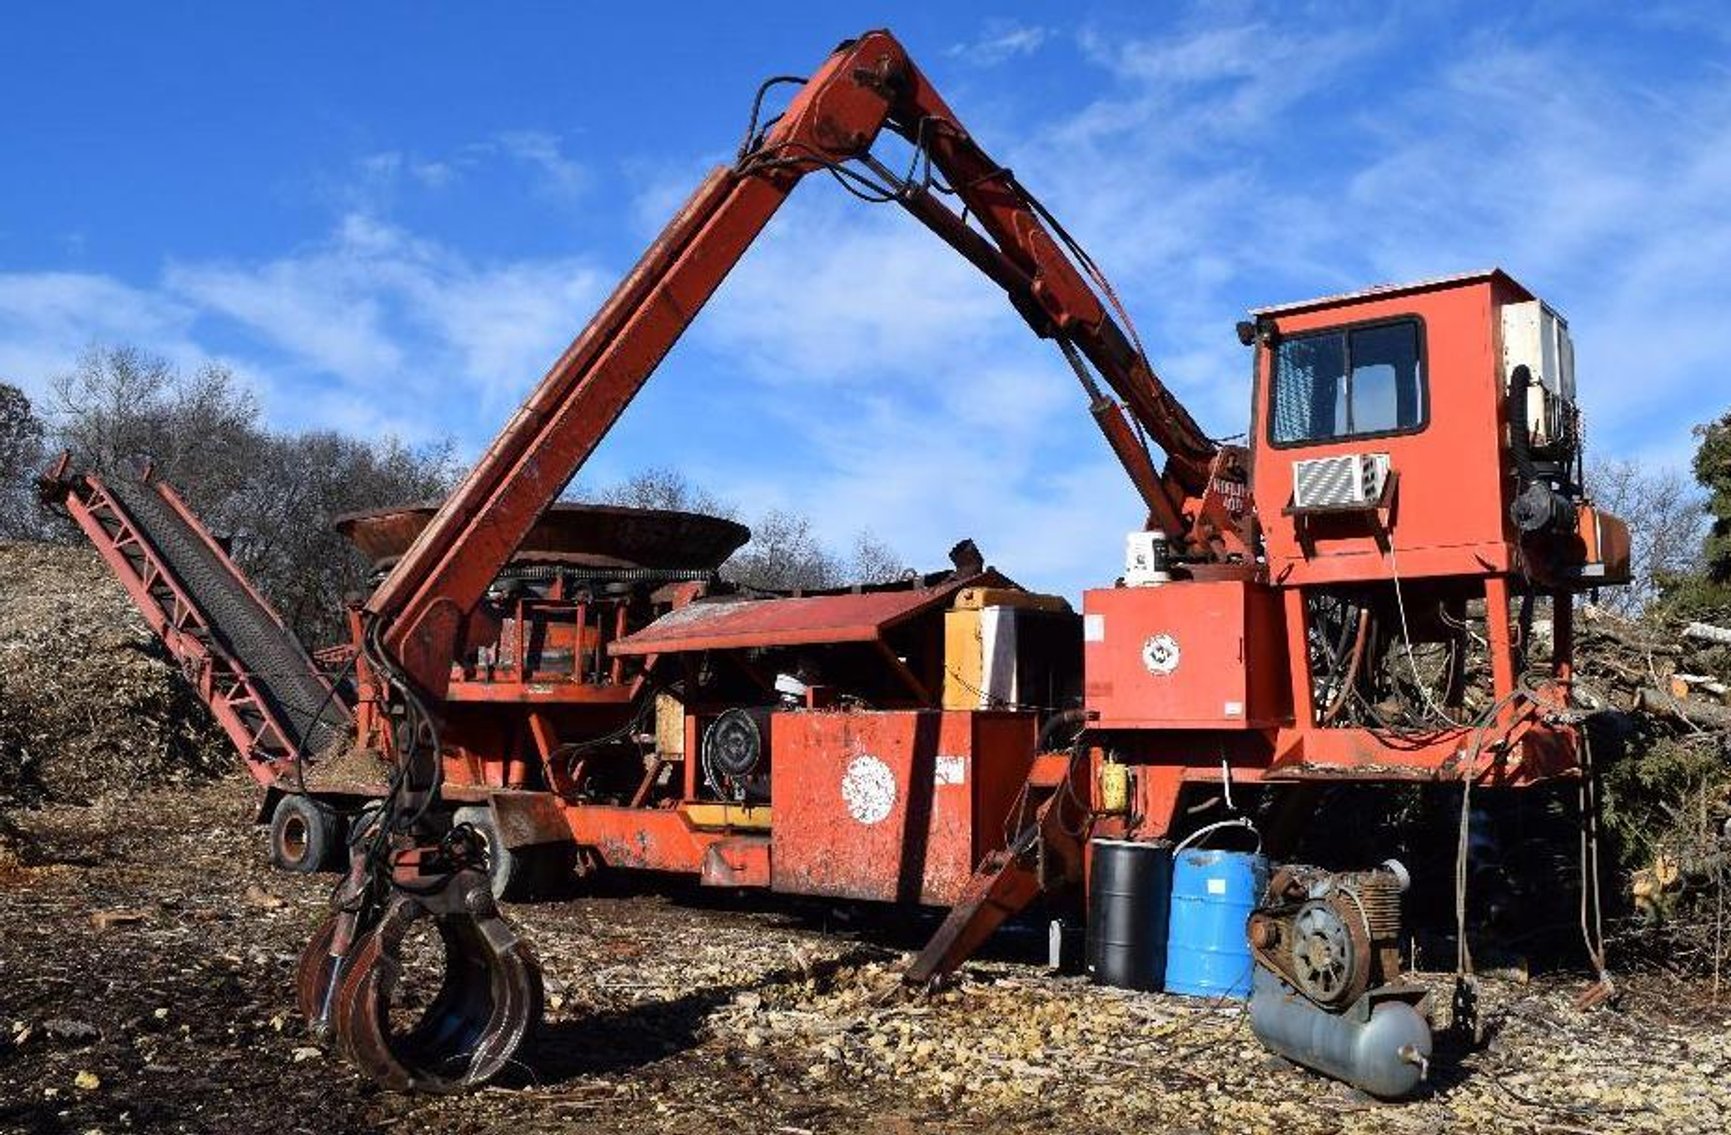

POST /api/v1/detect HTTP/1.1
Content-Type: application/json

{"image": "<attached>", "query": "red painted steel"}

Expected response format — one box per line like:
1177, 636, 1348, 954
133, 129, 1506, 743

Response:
768, 710, 1037, 905
1083, 580, 1290, 730
48, 470, 344, 787
701, 837, 772, 888
1252, 271, 1528, 587
364, 29, 1238, 699
611, 580, 973, 655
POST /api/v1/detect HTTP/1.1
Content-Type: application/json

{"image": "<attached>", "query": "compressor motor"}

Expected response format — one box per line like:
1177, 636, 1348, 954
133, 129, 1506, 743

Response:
1247, 860, 1433, 1099
701, 707, 772, 804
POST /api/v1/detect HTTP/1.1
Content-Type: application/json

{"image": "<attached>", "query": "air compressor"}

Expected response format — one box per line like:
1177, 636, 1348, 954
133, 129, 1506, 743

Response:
1246, 861, 1433, 1098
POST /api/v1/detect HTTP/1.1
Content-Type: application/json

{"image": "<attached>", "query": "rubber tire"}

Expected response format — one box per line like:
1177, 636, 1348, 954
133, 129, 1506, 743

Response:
270, 794, 341, 873
452, 806, 526, 902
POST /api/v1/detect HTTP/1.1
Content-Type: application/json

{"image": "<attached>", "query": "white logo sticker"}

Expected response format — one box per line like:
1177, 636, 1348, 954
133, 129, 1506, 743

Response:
934, 755, 966, 786
1206, 877, 1228, 896
1141, 632, 1180, 675
841, 754, 897, 825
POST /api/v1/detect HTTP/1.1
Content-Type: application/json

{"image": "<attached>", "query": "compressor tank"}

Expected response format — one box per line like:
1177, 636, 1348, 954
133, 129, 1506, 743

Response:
1249, 966, 1432, 1099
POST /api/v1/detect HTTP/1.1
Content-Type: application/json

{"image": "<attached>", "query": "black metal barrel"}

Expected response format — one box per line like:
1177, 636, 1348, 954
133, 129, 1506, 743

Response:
1087, 838, 1174, 991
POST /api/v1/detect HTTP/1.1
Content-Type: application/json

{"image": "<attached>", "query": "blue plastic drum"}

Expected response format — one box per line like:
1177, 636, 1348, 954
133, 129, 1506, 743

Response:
1164, 848, 1268, 999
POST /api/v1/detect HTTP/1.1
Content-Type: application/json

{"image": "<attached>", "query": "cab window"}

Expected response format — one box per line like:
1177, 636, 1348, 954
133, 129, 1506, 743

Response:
1270, 319, 1424, 445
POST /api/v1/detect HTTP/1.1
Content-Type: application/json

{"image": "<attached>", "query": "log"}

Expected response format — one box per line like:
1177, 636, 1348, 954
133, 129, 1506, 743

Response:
1581, 619, 1683, 655
1683, 621, 1731, 647
1636, 687, 1731, 729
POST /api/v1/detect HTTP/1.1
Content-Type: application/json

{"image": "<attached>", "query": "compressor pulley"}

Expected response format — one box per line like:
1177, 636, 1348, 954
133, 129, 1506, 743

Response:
1290, 898, 1371, 1007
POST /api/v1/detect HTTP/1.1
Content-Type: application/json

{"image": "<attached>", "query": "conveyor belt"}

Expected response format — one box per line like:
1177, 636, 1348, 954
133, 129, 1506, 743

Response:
102, 475, 350, 759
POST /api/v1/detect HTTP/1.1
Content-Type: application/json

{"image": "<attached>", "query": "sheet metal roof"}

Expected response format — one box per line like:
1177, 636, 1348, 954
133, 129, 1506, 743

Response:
610, 577, 981, 656
1249, 269, 1532, 318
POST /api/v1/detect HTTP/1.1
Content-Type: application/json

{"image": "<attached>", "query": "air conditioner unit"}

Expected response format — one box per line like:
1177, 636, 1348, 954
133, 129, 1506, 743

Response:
1291, 453, 1390, 511
1502, 300, 1579, 453
1501, 300, 1576, 402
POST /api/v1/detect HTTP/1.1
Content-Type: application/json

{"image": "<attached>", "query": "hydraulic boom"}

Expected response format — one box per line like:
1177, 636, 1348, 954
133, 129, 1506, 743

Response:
364, 29, 1248, 702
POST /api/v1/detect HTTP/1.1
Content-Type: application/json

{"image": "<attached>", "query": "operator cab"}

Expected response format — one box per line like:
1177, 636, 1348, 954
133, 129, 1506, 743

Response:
1244, 269, 1627, 590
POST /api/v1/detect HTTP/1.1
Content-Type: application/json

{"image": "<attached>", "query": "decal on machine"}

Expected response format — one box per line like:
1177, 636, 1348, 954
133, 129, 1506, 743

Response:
1141, 632, 1180, 675
841, 754, 897, 824
934, 754, 966, 786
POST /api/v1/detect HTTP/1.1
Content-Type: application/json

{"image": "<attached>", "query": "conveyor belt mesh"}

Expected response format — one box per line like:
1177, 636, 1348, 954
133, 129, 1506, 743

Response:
104, 475, 350, 759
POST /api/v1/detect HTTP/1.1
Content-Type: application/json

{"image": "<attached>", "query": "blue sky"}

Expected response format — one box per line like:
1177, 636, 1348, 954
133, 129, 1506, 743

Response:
3, 2, 1726, 598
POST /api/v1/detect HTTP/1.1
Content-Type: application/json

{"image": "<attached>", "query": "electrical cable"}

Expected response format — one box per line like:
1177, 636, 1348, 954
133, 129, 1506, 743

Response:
1386, 539, 1455, 728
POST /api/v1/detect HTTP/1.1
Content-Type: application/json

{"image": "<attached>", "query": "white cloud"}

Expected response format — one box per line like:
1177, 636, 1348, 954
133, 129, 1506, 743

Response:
405, 256, 611, 408
494, 131, 588, 200
1325, 35, 1731, 460
332, 131, 587, 209
950, 22, 1052, 66
167, 212, 612, 419
8, 4, 1727, 597
0, 271, 200, 402
698, 195, 1010, 385
648, 7, 1731, 593
166, 236, 407, 383
2, 206, 610, 445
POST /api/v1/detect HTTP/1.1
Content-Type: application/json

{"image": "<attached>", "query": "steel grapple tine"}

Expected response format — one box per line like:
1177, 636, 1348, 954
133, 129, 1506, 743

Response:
294, 913, 347, 1041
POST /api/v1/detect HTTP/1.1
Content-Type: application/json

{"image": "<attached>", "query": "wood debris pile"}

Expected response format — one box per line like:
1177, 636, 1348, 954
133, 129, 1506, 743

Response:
0, 540, 227, 817
1571, 604, 1731, 973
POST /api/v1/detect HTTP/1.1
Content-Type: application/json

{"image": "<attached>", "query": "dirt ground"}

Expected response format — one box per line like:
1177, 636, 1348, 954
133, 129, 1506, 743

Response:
1, 774, 1727, 1135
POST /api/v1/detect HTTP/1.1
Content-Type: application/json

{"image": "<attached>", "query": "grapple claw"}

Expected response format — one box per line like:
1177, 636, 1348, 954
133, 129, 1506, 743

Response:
316, 869, 541, 1093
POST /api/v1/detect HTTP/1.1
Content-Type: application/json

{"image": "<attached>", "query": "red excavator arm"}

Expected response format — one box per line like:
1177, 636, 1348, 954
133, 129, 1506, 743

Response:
367, 29, 1245, 699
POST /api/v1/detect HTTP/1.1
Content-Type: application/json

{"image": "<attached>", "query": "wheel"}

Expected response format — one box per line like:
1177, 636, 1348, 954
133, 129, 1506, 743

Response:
270, 794, 341, 873
452, 805, 526, 901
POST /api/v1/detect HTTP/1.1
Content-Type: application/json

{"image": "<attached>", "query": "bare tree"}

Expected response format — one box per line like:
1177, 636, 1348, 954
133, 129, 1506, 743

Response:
584, 469, 908, 591
49, 346, 264, 530
848, 529, 910, 583
594, 466, 737, 519
1586, 457, 1706, 615
0, 383, 45, 538
45, 345, 457, 647
226, 431, 457, 647
724, 509, 837, 590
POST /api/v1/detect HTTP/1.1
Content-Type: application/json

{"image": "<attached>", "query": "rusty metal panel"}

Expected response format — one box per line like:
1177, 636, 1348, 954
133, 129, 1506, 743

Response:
609, 581, 971, 656
1084, 580, 1290, 729
769, 709, 1036, 905
562, 805, 709, 872
701, 836, 771, 887
487, 790, 573, 850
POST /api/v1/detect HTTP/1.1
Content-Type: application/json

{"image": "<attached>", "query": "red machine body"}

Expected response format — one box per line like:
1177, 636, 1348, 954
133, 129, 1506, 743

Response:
1075, 271, 1630, 877
1085, 579, 1289, 731
50, 28, 1632, 1089
61, 28, 1629, 935
769, 710, 1037, 905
